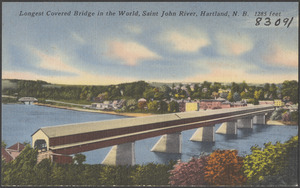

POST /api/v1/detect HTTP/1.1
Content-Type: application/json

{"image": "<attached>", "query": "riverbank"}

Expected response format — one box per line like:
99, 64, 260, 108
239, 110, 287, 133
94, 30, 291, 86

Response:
266, 120, 298, 126
35, 103, 153, 117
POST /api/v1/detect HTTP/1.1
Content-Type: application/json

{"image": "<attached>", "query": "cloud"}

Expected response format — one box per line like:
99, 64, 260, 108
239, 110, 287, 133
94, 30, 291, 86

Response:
2, 70, 136, 85
216, 33, 254, 56
184, 67, 297, 84
124, 25, 142, 34
71, 32, 85, 44
185, 57, 297, 83
263, 44, 298, 67
162, 30, 210, 53
106, 39, 160, 66
30, 47, 80, 74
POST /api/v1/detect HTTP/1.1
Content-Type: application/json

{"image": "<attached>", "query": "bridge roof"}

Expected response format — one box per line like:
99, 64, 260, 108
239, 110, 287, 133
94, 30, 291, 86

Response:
34, 105, 273, 138
18, 97, 38, 102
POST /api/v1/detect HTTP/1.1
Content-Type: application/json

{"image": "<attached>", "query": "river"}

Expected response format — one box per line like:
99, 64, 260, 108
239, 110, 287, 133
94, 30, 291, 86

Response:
2, 104, 298, 164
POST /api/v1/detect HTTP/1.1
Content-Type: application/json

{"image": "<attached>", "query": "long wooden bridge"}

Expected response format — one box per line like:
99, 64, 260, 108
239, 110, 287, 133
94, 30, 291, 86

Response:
32, 105, 274, 165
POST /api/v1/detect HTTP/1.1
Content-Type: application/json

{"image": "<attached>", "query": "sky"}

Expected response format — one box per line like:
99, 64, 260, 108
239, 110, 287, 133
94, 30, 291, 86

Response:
2, 2, 298, 85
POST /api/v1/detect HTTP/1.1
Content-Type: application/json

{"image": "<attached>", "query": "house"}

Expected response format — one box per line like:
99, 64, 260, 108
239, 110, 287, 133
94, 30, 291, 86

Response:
274, 99, 284, 107
259, 100, 274, 105
200, 99, 226, 110
2, 142, 25, 163
185, 102, 199, 112
178, 100, 186, 112
232, 101, 247, 108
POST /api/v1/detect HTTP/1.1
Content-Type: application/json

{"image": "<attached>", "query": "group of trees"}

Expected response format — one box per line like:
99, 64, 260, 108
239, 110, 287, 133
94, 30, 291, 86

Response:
2, 79, 298, 108
1, 144, 175, 186
270, 108, 298, 123
2, 136, 298, 186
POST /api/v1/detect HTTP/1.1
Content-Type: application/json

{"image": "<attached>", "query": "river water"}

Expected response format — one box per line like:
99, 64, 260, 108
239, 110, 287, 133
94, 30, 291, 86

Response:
2, 104, 298, 164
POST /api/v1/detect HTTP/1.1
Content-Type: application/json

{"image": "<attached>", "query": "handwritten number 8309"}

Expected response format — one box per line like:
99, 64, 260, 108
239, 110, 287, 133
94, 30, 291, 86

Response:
255, 17, 293, 28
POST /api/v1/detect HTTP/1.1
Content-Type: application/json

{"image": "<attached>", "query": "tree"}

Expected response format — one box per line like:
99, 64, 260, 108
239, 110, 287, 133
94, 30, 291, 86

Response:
220, 92, 228, 99
168, 101, 179, 113
243, 136, 298, 185
72, 153, 86, 165
147, 101, 159, 112
254, 89, 264, 100
158, 101, 168, 114
125, 99, 137, 111
137, 101, 147, 110
143, 88, 155, 100
2, 140, 7, 148
33, 159, 52, 185
227, 92, 233, 102
231, 82, 240, 93
99, 165, 134, 185
169, 157, 208, 185
233, 92, 241, 102
132, 162, 174, 185
211, 91, 219, 99
204, 150, 246, 186
281, 80, 298, 104
2, 145, 38, 185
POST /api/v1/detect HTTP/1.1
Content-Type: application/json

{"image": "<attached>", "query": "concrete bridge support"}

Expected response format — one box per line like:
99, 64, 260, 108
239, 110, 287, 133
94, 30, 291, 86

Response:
216, 121, 237, 135
252, 115, 265, 125
237, 117, 253, 128
102, 142, 135, 166
151, 132, 182, 153
190, 125, 215, 142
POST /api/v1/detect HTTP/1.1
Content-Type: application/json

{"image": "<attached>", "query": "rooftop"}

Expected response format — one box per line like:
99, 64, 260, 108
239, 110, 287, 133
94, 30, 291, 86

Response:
33, 105, 274, 139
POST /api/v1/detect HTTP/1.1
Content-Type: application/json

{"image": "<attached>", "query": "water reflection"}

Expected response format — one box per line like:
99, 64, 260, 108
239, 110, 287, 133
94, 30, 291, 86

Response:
222, 134, 238, 140
190, 141, 215, 153
153, 152, 181, 164
254, 124, 270, 133
238, 128, 254, 138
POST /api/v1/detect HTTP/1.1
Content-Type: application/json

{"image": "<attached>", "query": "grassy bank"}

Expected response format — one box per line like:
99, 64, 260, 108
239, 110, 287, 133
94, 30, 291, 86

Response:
35, 103, 153, 117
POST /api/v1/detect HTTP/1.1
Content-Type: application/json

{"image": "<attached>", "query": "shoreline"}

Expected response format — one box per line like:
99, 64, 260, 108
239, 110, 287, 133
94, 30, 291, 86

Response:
34, 103, 153, 117
266, 120, 298, 126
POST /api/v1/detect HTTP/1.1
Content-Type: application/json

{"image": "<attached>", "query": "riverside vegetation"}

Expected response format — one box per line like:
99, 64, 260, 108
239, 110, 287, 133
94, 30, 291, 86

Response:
1, 79, 298, 115
1, 136, 298, 186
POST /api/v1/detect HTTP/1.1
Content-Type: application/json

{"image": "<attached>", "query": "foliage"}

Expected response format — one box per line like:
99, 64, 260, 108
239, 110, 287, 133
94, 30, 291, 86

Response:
1, 140, 7, 148
125, 99, 137, 111
233, 92, 241, 102
99, 165, 135, 185
2, 145, 38, 185
270, 108, 286, 120
169, 157, 208, 185
254, 89, 264, 100
243, 136, 298, 186
147, 100, 159, 112
132, 161, 175, 185
204, 150, 247, 186
227, 92, 233, 102
281, 80, 298, 104
168, 101, 179, 113
137, 101, 147, 110
291, 111, 298, 123
281, 111, 291, 122
72, 153, 86, 165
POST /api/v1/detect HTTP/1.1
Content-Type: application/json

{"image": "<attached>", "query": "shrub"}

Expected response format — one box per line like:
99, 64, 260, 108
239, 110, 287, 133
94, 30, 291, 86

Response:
169, 157, 208, 185
204, 150, 246, 186
243, 136, 298, 185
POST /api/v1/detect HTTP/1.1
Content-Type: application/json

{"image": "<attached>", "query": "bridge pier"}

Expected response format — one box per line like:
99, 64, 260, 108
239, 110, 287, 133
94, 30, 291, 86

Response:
216, 121, 237, 135
237, 117, 253, 128
190, 125, 215, 142
102, 142, 135, 166
151, 132, 181, 153
252, 115, 265, 125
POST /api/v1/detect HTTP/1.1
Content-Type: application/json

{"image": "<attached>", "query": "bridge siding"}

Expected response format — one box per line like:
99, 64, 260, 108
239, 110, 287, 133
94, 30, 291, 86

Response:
49, 106, 272, 148
52, 108, 271, 155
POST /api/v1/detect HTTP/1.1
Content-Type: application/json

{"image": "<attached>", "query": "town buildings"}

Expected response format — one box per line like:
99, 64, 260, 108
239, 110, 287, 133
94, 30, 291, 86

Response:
2, 142, 25, 163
